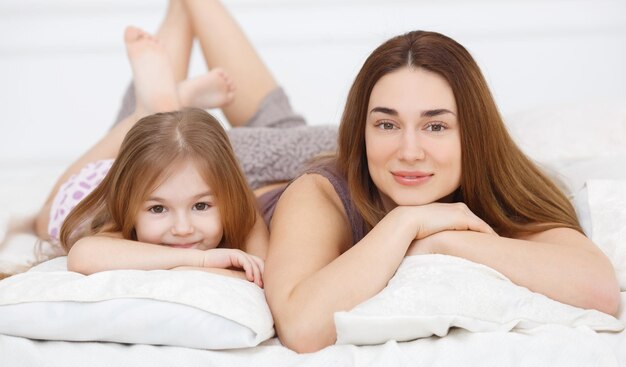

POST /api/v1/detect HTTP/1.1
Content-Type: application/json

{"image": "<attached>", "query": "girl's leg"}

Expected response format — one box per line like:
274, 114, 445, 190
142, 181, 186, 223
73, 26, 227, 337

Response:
157, 0, 194, 83
109, 1, 336, 195
177, 0, 337, 188
113, 0, 194, 125
182, 0, 277, 126
35, 27, 181, 239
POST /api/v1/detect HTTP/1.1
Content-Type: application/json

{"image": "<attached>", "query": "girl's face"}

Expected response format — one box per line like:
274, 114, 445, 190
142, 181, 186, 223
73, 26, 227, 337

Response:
134, 160, 223, 250
365, 67, 462, 210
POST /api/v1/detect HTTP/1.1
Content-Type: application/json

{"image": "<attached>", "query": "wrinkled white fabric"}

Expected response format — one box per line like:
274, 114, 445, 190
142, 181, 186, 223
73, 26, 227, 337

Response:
335, 255, 623, 345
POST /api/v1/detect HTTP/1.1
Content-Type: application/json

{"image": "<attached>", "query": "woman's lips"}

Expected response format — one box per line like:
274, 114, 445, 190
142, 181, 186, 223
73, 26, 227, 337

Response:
391, 171, 433, 186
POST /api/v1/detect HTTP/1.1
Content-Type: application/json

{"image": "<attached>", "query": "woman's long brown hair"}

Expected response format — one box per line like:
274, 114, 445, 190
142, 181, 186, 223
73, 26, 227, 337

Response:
336, 30, 582, 237
60, 108, 257, 251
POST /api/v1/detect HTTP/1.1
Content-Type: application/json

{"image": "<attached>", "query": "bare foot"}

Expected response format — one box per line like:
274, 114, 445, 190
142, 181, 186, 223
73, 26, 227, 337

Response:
178, 68, 236, 109
124, 26, 180, 116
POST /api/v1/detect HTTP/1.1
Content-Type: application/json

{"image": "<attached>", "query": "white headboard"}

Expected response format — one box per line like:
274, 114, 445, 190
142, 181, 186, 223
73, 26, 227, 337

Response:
1, 0, 625, 164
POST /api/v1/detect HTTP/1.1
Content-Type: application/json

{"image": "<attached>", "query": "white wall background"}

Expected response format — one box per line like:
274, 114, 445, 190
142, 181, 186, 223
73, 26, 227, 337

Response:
1, 0, 625, 166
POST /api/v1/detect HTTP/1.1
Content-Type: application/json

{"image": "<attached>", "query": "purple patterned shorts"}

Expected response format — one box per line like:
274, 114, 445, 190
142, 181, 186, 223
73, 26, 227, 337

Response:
48, 159, 114, 244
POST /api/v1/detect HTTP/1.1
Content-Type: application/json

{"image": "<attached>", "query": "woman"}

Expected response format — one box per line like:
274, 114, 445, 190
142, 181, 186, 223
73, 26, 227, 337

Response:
262, 30, 620, 353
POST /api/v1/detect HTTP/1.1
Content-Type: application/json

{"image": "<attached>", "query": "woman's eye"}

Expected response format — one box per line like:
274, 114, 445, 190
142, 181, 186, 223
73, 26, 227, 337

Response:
426, 123, 446, 132
193, 202, 211, 211
149, 205, 165, 214
377, 122, 396, 130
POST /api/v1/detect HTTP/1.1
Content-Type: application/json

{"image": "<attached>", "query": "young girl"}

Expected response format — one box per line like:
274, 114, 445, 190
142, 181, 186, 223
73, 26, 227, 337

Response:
47, 27, 265, 286
63, 108, 266, 286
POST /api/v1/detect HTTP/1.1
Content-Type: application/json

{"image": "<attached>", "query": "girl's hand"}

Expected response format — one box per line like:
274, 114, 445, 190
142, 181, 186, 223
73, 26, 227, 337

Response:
201, 249, 264, 287
395, 202, 497, 240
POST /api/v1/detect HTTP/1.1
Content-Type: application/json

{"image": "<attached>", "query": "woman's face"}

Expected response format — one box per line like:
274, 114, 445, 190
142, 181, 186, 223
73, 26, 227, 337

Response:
365, 67, 461, 210
134, 160, 224, 250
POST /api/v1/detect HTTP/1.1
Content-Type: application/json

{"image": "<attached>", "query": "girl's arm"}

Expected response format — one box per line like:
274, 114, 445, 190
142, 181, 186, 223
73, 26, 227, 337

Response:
408, 229, 620, 316
264, 174, 493, 353
67, 234, 263, 286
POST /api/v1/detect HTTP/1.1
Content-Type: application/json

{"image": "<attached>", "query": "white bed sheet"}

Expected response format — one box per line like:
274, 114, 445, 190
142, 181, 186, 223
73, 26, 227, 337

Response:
1, 321, 623, 367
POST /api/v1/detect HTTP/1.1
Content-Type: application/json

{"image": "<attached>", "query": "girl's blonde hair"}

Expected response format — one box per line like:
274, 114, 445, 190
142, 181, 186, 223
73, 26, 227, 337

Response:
336, 30, 582, 237
60, 108, 257, 251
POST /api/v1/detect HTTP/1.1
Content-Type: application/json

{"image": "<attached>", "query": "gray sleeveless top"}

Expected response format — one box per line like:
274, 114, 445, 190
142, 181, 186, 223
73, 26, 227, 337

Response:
257, 163, 366, 245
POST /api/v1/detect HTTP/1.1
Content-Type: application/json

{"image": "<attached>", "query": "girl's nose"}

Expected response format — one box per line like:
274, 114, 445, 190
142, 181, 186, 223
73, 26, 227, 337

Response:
171, 214, 194, 236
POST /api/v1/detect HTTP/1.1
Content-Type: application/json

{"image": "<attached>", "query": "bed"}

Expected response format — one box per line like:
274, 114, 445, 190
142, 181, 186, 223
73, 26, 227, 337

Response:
1, 101, 626, 366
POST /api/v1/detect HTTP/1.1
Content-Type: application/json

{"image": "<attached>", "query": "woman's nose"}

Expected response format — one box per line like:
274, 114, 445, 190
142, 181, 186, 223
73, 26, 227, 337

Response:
398, 131, 425, 162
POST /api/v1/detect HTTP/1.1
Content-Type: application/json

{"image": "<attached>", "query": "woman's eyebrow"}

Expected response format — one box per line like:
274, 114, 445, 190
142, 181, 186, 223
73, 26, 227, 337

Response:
369, 107, 456, 117
421, 108, 456, 117
369, 107, 398, 116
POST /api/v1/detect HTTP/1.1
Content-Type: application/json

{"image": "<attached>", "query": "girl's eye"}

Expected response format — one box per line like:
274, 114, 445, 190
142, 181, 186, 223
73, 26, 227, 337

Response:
376, 121, 396, 130
426, 123, 446, 132
149, 205, 165, 214
193, 202, 211, 211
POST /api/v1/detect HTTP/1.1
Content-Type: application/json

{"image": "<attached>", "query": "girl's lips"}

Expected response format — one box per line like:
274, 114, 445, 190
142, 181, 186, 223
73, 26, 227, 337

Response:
391, 171, 433, 186
167, 242, 198, 249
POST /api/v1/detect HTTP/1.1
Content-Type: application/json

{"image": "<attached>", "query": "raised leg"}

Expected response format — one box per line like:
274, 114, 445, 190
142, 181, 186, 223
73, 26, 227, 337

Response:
113, 0, 194, 125
126, 26, 180, 116
182, 0, 277, 126
156, 0, 194, 83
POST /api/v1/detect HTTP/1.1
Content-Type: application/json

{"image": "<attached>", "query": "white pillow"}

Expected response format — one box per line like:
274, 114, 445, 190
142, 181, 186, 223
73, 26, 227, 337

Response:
0, 257, 274, 349
585, 179, 626, 291
334, 254, 623, 346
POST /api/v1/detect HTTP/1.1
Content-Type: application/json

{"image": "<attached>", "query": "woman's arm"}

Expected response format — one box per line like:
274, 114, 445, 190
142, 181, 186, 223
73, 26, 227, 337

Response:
409, 229, 620, 315
264, 174, 412, 353
241, 211, 269, 260
67, 234, 264, 286
264, 175, 494, 353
